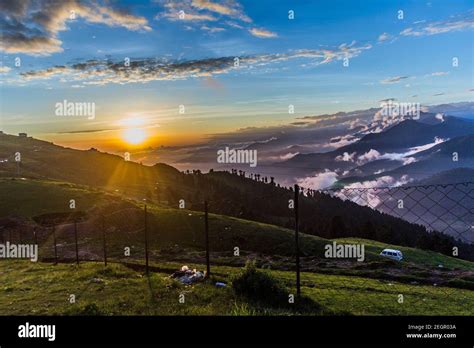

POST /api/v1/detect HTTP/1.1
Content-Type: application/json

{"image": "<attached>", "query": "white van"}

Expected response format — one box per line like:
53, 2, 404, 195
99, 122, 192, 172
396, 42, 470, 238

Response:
380, 249, 403, 261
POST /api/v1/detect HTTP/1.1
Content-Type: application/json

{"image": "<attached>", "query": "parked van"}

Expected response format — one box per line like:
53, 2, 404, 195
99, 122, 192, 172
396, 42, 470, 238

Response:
380, 249, 403, 261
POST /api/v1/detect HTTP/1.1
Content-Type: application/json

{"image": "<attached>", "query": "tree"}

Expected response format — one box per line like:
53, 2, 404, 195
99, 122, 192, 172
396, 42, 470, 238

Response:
330, 215, 346, 238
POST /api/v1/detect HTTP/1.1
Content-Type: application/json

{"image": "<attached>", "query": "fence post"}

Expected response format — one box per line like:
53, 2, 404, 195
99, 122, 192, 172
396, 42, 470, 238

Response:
144, 204, 149, 275
102, 215, 107, 267
204, 201, 210, 278
294, 184, 301, 297
53, 225, 58, 265
74, 220, 79, 265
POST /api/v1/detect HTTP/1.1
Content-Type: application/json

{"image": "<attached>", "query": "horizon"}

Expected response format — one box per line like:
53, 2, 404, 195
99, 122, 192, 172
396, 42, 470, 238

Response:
1, 0, 473, 153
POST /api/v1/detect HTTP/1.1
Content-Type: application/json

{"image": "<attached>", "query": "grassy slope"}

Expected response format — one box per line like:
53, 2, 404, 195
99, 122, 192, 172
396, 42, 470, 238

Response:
1, 178, 473, 315
337, 238, 474, 271
0, 260, 472, 316
1, 177, 473, 270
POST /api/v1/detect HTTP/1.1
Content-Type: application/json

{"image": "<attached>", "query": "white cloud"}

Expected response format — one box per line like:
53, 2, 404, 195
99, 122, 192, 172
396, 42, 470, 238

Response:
335, 151, 357, 162
248, 27, 278, 38
377, 32, 391, 42
326, 134, 359, 149
297, 170, 338, 189
18, 42, 372, 86
355, 137, 447, 166
357, 149, 381, 164
1, 0, 151, 56
191, 0, 252, 23
380, 76, 410, 84
336, 175, 412, 207
400, 15, 474, 37
279, 152, 299, 160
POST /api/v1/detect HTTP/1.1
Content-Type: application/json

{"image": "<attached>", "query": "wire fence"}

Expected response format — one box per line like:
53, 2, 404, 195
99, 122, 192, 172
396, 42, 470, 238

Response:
1, 180, 473, 313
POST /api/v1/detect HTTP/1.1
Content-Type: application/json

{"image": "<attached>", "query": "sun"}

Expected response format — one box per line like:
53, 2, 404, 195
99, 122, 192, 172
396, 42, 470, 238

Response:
119, 117, 149, 145
122, 128, 147, 145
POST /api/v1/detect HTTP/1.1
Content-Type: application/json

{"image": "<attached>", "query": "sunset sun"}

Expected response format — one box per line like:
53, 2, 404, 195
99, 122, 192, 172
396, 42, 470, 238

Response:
119, 117, 148, 145
122, 127, 147, 145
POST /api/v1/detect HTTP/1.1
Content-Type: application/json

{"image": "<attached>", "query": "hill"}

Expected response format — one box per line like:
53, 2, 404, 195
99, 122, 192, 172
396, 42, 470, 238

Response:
1, 132, 474, 262
1, 173, 473, 316
0, 259, 473, 316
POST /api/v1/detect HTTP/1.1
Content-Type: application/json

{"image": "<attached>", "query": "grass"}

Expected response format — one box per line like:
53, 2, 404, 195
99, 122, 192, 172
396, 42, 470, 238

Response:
0, 260, 472, 316
1, 178, 474, 316
336, 238, 474, 271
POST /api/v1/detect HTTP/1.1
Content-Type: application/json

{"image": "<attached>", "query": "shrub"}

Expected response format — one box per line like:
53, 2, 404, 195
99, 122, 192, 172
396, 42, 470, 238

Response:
231, 260, 288, 306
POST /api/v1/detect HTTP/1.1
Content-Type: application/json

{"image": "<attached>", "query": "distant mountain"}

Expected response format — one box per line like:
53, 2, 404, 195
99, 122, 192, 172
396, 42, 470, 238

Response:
428, 102, 474, 118
1, 132, 473, 259
410, 168, 474, 186
275, 114, 474, 185
337, 134, 474, 185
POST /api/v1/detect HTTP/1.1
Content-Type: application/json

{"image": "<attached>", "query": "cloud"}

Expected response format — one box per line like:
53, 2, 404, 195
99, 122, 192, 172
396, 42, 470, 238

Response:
279, 152, 299, 160
335, 151, 357, 162
433, 92, 445, 96
400, 14, 474, 37
406, 136, 446, 154
380, 76, 410, 84
156, 0, 266, 35
357, 149, 381, 164
17, 42, 372, 85
191, 0, 251, 22
377, 32, 391, 42
0, 66, 11, 73
297, 169, 338, 189
201, 25, 225, 32
379, 98, 397, 103
355, 137, 447, 166
347, 118, 366, 130
249, 27, 278, 38
337, 175, 413, 207
0, 0, 151, 56
327, 134, 359, 148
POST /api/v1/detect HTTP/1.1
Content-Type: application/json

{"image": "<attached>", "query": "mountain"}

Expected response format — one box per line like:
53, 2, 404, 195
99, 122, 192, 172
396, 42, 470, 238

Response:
1, 132, 474, 261
338, 134, 474, 185
411, 168, 474, 186
283, 115, 474, 176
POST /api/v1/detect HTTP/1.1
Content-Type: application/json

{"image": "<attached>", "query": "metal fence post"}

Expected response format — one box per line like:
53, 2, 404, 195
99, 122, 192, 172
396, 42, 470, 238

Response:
102, 215, 107, 267
294, 184, 301, 297
205, 201, 210, 278
53, 225, 58, 265
144, 204, 149, 275
74, 220, 79, 265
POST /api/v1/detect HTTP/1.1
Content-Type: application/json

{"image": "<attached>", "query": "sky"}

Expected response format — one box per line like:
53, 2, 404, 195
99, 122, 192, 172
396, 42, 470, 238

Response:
0, 0, 473, 151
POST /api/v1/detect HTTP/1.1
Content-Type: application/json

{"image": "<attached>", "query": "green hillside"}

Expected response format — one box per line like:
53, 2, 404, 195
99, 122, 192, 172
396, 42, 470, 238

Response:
1, 150, 473, 315
0, 260, 472, 316
2, 133, 473, 264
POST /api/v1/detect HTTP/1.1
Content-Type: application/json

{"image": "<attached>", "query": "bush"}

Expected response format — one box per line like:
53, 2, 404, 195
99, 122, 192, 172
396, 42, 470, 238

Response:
231, 260, 288, 306
67, 303, 103, 315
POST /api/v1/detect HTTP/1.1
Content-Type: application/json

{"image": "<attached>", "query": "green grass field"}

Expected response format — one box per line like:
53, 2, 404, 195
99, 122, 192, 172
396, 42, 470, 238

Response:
0, 260, 472, 315
1, 177, 474, 315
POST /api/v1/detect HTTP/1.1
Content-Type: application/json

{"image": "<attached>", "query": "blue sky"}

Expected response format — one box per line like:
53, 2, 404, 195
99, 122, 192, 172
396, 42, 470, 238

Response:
0, 0, 473, 149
